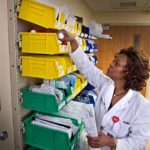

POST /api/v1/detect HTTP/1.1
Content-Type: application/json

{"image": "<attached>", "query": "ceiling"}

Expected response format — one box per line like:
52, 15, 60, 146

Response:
83, 0, 150, 12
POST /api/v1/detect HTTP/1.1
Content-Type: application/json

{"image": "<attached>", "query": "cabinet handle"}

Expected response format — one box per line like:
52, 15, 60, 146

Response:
0, 131, 8, 141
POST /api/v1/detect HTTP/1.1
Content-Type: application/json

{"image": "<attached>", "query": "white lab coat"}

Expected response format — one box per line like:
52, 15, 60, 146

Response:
70, 47, 150, 150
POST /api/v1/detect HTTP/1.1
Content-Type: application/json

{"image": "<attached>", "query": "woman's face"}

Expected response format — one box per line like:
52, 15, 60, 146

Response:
107, 54, 128, 80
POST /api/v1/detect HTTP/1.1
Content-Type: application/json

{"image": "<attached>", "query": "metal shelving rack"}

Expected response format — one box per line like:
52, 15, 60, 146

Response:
7, 1, 90, 149
8, 0, 41, 149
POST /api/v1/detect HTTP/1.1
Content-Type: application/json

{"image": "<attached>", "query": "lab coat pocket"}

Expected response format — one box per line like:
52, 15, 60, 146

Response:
113, 122, 130, 138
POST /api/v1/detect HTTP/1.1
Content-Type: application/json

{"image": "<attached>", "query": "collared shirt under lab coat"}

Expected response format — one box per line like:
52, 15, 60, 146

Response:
70, 47, 150, 150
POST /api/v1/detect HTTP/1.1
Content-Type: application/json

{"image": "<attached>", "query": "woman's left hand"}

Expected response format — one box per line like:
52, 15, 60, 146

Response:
87, 133, 114, 148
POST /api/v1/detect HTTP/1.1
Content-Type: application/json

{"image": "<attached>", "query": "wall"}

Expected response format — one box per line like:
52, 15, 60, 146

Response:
146, 60, 150, 100
0, 0, 15, 149
47, 0, 93, 25
96, 26, 150, 72
96, 26, 150, 95
146, 77, 150, 99
94, 11, 150, 25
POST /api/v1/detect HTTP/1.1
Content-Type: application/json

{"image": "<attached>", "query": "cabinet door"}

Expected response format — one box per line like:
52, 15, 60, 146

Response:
0, 0, 15, 150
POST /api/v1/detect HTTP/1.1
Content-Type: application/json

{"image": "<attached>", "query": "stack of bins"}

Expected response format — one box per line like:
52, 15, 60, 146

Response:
18, 0, 85, 150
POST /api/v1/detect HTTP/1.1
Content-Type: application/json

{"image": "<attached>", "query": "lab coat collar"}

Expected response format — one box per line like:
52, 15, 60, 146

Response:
103, 80, 135, 112
103, 83, 115, 111
108, 89, 134, 113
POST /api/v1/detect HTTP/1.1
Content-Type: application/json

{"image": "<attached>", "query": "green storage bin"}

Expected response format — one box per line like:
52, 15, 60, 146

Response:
21, 86, 72, 113
23, 113, 84, 150
28, 146, 42, 150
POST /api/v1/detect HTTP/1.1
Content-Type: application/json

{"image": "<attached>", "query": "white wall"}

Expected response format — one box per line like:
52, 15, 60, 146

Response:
38, 1, 150, 26
93, 11, 150, 25
0, 0, 15, 149
47, 0, 93, 25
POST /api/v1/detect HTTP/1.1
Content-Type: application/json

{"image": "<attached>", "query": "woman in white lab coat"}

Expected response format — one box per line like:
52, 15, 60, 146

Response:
58, 30, 150, 150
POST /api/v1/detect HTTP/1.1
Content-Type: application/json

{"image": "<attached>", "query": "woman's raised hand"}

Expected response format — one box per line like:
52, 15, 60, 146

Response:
57, 29, 79, 52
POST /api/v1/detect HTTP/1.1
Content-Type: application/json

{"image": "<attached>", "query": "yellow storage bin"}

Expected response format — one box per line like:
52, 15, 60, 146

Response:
62, 56, 76, 74
70, 21, 78, 35
72, 80, 87, 99
70, 21, 82, 36
50, 55, 72, 72
77, 22, 82, 36
73, 74, 84, 92
81, 80, 88, 89
82, 39, 87, 51
59, 12, 66, 25
21, 55, 74, 79
74, 77, 82, 90
21, 32, 70, 54
72, 65, 77, 72
56, 11, 66, 29
18, 0, 66, 29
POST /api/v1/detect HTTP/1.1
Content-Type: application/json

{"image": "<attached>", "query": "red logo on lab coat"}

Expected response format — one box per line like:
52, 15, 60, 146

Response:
112, 116, 120, 123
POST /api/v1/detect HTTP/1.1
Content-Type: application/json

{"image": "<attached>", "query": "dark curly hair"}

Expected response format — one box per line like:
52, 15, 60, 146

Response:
118, 47, 150, 91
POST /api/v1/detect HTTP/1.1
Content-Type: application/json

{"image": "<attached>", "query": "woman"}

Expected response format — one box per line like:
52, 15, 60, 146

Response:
58, 30, 150, 150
